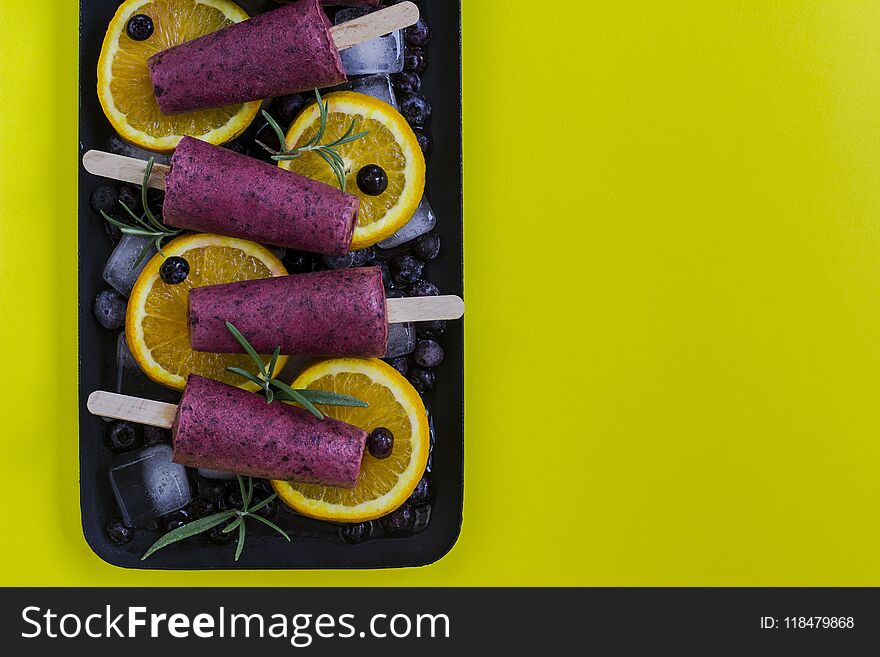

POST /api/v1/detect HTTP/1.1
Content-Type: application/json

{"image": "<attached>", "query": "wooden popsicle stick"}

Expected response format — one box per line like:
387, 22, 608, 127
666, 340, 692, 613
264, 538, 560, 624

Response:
330, 2, 419, 51
87, 391, 177, 429
387, 295, 464, 324
82, 150, 167, 190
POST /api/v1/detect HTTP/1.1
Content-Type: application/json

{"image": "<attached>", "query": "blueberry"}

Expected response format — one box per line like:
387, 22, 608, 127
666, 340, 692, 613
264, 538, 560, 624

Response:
254, 498, 278, 518
403, 47, 428, 74
417, 320, 446, 338
324, 252, 355, 269
104, 221, 122, 243
393, 71, 421, 95
94, 289, 127, 329
143, 425, 171, 445
160, 256, 189, 285
414, 232, 440, 261
351, 246, 376, 267
105, 519, 133, 545
377, 260, 393, 288
340, 521, 372, 544
408, 475, 432, 506
187, 497, 216, 520
386, 357, 409, 377
408, 367, 435, 394
381, 504, 415, 535
107, 421, 140, 452
221, 490, 244, 511
197, 479, 226, 502
225, 139, 249, 155
90, 186, 119, 216
147, 188, 165, 217
118, 184, 141, 214
414, 128, 432, 155
356, 164, 389, 196
275, 93, 306, 124
414, 339, 444, 368
389, 254, 425, 285
400, 93, 432, 126
162, 509, 191, 531
367, 427, 394, 459
286, 250, 321, 273
405, 18, 430, 47
208, 524, 235, 544
126, 14, 154, 41
408, 279, 439, 297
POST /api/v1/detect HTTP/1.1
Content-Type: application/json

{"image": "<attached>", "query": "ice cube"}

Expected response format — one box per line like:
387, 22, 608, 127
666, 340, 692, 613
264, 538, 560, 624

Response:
103, 234, 156, 297
378, 196, 436, 249
109, 444, 192, 526
332, 74, 398, 108
335, 8, 404, 76
106, 135, 171, 166
385, 322, 416, 358
197, 468, 238, 481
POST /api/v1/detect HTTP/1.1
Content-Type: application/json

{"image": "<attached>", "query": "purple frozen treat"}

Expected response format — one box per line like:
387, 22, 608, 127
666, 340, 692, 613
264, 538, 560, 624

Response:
149, 0, 346, 114
172, 375, 367, 487
163, 137, 359, 255
189, 267, 388, 356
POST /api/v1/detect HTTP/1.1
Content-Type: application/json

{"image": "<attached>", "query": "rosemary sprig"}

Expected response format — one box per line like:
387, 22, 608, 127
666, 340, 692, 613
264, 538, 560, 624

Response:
100, 157, 181, 267
142, 476, 289, 562
256, 88, 368, 192
224, 322, 368, 419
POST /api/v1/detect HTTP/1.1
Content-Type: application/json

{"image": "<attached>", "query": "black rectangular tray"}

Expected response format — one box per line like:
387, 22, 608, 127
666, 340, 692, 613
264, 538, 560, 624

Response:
78, 0, 463, 569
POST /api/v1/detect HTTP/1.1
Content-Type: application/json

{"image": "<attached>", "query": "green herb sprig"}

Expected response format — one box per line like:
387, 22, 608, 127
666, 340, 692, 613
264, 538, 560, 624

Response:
101, 157, 181, 267
224, 322, 368, 419
256, 88, 368, 192
142, 476, 288, 562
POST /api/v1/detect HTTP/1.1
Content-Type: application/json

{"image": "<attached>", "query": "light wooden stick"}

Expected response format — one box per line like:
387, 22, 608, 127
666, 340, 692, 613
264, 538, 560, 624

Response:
82, 151, 167, 189
87, 391, 177, 429
387, 295, 464, 323
331, 2, 419, 51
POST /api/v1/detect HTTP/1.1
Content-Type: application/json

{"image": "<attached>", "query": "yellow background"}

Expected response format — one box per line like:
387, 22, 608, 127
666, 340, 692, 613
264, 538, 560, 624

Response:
2, 0, 880, 586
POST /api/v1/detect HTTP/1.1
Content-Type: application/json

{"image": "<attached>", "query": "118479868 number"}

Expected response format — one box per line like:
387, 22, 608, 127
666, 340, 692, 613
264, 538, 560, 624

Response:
783, 617, 854, 629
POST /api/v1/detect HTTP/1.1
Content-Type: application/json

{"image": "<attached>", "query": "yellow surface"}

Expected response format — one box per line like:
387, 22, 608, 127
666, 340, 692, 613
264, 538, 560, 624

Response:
2, 1, 880, 586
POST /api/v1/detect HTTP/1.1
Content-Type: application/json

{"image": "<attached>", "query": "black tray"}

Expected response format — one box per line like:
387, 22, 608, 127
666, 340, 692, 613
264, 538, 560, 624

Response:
78, 0, 463, 569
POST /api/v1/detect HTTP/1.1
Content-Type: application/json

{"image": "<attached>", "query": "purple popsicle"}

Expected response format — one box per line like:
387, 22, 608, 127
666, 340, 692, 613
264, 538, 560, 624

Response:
149, 0, 347, 115
172, 375, 367, 487
189, 267, 388, 357
163, 136, 359, 255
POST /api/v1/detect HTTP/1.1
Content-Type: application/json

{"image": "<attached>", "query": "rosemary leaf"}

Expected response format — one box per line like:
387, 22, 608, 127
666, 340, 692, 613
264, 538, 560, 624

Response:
225, 322, 266, 377
221, 516, 243, 534
235, 521, 246, 561
276, 388, 368, 408
226, 367, 266, 389
250, 514, 291, 541
141, 511, 236, 560
270, 378, 324, 420
247, 493, 278, 515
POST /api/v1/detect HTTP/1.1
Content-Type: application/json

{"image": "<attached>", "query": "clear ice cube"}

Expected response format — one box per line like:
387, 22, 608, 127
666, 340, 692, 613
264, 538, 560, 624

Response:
378, 196, 436, 249
109, 444, 192, 526
103, 234, 156, 297
197, 468, 238, 481
106, 135, 171, 166
335, 8, 404, 76
385, 322, 416, 358
332, 74, 398, 108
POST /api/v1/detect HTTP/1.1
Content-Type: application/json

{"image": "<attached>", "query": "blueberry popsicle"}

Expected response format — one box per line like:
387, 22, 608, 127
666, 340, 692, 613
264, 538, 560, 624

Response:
164, 136, 358, 255
188, 267, 464, 357
149, 0, 418, 115
87, 378, 367, 488
173, 375, 366, 487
